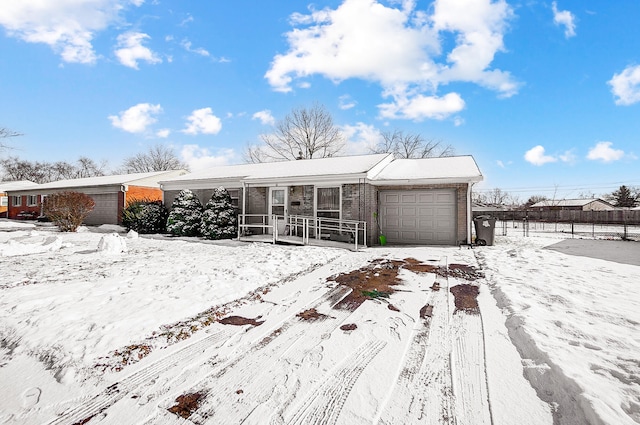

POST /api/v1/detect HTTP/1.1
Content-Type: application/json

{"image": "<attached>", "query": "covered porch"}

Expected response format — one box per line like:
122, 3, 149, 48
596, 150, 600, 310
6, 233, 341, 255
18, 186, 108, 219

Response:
238, 214, 368, 251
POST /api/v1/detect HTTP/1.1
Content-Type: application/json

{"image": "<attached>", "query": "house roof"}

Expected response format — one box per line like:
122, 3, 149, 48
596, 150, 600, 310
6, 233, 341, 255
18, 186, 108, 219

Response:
0, 180, 39, 192
161, 154, 393, 184
9, 170, 186, 192
530, 198, 611, 208
370, 156, 483, 184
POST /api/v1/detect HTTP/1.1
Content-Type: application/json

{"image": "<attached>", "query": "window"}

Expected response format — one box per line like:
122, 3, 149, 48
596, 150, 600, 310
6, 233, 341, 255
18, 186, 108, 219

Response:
227, 189, 240, 209
27, 195, 38, 206
12, 196, 22, 207
0, 196, 7, 207
316, 187, 340, 219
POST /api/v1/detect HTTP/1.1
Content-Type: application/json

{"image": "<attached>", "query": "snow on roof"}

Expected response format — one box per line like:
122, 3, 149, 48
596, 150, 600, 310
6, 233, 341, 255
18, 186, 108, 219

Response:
161, 154, 392, 183
0, 180, 39, 192
371, 156, 483, 183
28, 171, 184, 191
530, 198, 609, 208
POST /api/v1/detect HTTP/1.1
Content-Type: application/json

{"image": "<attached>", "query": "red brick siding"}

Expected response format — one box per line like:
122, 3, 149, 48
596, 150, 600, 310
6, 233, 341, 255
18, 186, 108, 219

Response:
8, 195, 41, 220
125, 186, 163, 204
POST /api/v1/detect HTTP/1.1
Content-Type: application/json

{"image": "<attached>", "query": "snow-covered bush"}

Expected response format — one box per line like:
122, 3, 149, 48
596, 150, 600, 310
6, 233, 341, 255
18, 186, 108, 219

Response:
122, 199, 168, 234
200, 187, 238, 240
166, 189, 203, 237
43, 191, 95, 232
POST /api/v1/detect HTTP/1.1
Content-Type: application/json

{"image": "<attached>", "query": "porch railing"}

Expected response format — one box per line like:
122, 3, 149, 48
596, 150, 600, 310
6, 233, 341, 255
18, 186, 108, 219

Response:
238, 214, 367, 250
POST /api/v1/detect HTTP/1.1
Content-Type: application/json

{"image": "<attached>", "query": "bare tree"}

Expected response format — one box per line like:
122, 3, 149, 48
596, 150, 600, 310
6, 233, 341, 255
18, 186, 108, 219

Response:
245, 103, 345, 162
371, 130, 455, 158
0, 127, 22, 150
474, 188, 519, 206
120, 145, 188, 173
0, 156, 107, 183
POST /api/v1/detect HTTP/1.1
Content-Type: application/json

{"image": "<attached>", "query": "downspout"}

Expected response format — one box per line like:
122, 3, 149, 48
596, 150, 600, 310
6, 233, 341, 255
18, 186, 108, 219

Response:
239, 181, 247, 239
467, 182, 474, 244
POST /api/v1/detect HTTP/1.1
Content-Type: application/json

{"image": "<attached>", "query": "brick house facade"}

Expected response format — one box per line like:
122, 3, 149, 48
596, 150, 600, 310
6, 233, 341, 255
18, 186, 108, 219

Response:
161, 154, 482, 246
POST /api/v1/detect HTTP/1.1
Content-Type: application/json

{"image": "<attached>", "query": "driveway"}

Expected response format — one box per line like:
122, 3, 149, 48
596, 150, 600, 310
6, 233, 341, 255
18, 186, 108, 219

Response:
545, 239, 640, 266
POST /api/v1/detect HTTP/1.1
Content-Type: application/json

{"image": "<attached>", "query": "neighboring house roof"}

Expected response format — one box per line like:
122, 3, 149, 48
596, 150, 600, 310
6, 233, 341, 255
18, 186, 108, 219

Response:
530, 198, 612, 208
369, 156, 483, 185
0, 180, 39, 192
160, 154, 484, 189
8, 170, 187, 193
160, 154, 394, 188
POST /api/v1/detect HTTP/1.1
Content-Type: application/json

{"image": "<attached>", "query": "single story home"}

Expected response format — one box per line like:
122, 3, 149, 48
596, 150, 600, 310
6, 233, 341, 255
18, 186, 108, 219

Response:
0, 180, 39, 218
6, 170, 186, 225
529, 198, 614, 212
160, 153, 483, 246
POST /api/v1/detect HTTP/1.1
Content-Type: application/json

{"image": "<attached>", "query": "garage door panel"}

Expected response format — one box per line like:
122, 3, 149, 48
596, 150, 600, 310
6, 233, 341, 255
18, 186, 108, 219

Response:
380, 189, 456, 245
400, 193, 417, 203
383, 193, 400, 204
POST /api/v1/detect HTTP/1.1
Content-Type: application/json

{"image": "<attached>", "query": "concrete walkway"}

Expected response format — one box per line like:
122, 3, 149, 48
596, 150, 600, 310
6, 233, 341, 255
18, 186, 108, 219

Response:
545, 239, 640, 266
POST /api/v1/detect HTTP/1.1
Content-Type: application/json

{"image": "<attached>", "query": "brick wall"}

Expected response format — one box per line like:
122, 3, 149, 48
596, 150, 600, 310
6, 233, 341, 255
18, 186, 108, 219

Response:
288, 185, 314, 216
126, 186, 163, 204
7, 194, 41, 220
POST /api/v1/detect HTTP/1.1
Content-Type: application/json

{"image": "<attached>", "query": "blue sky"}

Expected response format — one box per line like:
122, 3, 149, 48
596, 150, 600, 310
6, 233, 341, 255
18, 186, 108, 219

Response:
1, 0, 638, 202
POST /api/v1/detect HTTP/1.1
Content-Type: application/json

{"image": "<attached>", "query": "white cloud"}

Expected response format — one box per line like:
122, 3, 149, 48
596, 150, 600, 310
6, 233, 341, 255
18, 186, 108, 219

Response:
559, 149, 576, 164
524, 145, 557, 166
109, 103, 162, 134
266, 0, 518, 120
180, 145, 237, 172
496, 160, 505, 168
0, 0, 142, 64
114, 32, 162, 69
586, 141, 625, 163
156, 128, 171, 138
378, 92, 465, 121
552, 2, 576, 38
181, 39, 210, 57
341, 122, 383, 155
608, 65, 640, 106
252, 110, 275, 126
339, 95, 357, 110
182, 108, 222, 135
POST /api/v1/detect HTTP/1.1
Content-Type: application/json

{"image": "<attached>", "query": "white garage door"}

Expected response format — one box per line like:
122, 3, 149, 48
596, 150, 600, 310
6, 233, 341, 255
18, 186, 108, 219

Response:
380, 189, 456, 245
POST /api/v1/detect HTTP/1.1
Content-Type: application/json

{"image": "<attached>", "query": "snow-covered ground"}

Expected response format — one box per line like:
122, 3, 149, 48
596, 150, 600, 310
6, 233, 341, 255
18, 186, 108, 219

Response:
0, 220, 638, 424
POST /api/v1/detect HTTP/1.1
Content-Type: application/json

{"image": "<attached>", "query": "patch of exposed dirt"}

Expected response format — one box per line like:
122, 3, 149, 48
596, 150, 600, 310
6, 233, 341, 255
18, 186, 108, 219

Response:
297, 308, 331, 321
403, 258, 441, 274
168, 392, 205, 419
330, 259, 403, 310
218, 316, 264, 326
340, 323, 358, 331
431, 282, 441, 291
330, 258, 423, 311
449, 284, 480, 314
388, 304, 400, 312
420, 304, 433, 319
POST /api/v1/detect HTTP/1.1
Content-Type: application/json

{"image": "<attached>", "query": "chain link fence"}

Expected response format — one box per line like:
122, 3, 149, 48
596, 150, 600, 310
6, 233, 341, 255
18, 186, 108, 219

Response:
493, 218, 640, 241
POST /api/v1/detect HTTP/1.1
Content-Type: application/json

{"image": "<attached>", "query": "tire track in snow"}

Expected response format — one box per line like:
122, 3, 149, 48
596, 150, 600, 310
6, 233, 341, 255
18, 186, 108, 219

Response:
156, 285, 354, 423
376, 259, 455, 425
44, 329, 232, 425
282, 339, 387, 425
450, 309, 492, 425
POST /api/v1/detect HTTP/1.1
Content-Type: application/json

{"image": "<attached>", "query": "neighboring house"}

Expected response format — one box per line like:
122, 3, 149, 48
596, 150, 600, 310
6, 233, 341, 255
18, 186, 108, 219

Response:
0, 181, 39, 218
529, 198, 615, 212
472, 202, 512, 217
160, 154, 483, 246
6, 170, 186, 225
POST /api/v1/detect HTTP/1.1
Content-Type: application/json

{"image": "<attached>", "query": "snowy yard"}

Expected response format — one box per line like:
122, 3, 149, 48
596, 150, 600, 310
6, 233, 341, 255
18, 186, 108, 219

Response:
0, 220, 638, 424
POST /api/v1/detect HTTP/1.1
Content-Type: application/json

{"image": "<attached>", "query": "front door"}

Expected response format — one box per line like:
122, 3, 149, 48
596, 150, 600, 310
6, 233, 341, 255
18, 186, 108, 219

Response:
268, 187, 287, 234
